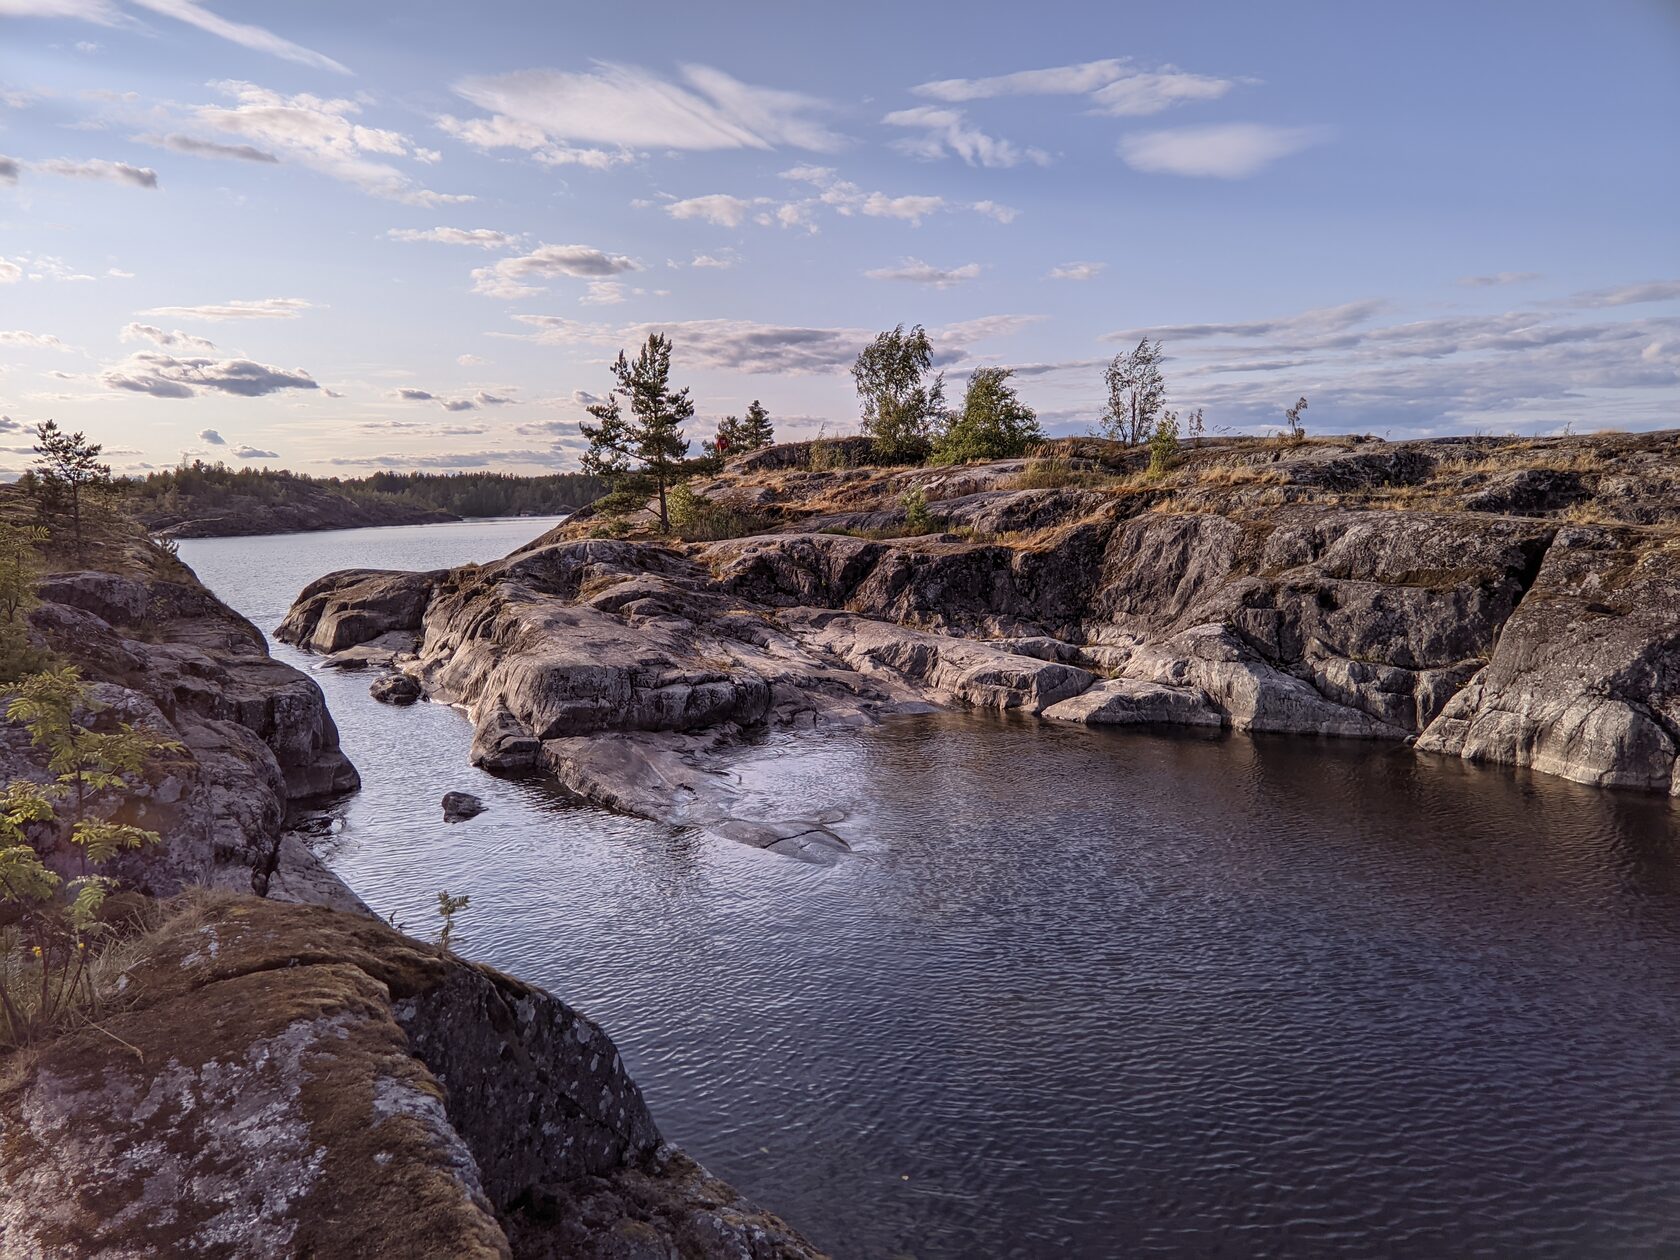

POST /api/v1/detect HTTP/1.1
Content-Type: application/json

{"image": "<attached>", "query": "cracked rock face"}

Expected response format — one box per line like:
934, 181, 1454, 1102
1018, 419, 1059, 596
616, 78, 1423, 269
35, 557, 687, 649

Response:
1418, 525, 1680, 794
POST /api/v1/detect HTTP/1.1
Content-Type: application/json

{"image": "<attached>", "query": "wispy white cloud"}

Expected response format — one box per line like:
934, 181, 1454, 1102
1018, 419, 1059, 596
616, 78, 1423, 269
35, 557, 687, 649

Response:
29, 156, 158, 187
121, 321, 215, 350
140, 297, 316, 321
231, 444, 279, 458
470, 243, 641, 299
1117, 123, 1332, 178
882, 106, 1049, 168
387, 226, 520, 249
444, 62, 845, 166
1458, 271, 1541, 288
197, 427, 224, 444
970, 200, 1019, 224
1049, 261, 1105, 281
1104, 298, 1387, 344
913, 57, 1240, 116
186, 81, 470, 205
865, 257, 982, 289
126, 0, 348, 73
0, 0, 347, 72
0, 330, 75, 350
1566, 279, 1680, 309
665, 193, 760, 228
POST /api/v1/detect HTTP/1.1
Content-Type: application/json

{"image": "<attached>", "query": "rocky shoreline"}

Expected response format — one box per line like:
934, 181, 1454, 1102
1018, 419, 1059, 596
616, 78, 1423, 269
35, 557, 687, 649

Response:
0, 518, 823, 1257
275, 431, 1679, 861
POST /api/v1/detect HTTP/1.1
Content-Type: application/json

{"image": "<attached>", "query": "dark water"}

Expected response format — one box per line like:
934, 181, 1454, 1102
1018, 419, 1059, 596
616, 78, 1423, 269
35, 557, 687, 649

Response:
180, 522, 1680, 1260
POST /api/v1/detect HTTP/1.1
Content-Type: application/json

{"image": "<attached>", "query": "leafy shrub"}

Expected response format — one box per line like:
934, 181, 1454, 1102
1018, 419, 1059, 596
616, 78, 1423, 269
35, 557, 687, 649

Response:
0, 667, 182, 1046
666, 482, 768, 541
934, 366, 1044, 464
1147, 413, 1181, 478
901, 487, 936, 535
591, 489, 647, 518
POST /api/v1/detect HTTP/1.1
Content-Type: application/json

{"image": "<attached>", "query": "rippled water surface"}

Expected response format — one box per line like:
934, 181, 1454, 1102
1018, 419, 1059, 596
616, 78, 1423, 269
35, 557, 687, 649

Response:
182, 521, 1680, 1259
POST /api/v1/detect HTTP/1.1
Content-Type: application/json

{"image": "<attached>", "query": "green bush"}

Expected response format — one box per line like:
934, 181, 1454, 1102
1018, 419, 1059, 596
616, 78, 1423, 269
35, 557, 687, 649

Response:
1147, 413, 1181, 478
901, 487, 937, 535
934, 367, 1044, 464
666, 483, 767, 542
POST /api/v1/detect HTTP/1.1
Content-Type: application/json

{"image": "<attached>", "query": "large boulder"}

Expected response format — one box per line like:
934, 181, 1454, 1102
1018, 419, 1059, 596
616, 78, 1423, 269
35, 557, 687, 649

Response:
277, 568, 445, 653
0, 896, 821, 1259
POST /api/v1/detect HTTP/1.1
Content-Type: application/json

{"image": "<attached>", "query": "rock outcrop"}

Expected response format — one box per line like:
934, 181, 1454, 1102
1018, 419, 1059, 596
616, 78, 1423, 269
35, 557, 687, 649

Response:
0, 506, 826, 1258
10, 553, 359, 900
279, 429, 1680, 811
0, 895, 820, 1259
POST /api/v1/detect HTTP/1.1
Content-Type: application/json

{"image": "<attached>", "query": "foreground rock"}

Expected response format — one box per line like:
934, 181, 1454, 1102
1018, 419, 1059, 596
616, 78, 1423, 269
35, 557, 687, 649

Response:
281, 429, 1680, 809
0, 894, 820, 1259
0, 504, 824, 1257
371, 671, 423, 704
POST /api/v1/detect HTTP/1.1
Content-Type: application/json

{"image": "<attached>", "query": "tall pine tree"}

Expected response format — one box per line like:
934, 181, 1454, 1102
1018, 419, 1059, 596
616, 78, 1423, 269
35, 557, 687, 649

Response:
579, 333, 693, 531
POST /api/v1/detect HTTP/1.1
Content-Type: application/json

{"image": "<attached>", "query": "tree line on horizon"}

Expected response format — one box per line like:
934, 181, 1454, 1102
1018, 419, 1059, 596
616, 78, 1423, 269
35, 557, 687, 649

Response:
119, 462, 611, 520
575, 323, 1270, 530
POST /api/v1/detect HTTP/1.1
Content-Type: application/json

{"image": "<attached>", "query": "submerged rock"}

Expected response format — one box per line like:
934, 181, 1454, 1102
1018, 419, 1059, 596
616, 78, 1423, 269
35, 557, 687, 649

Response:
443, 790, 488, 821
371, 672, 423, 705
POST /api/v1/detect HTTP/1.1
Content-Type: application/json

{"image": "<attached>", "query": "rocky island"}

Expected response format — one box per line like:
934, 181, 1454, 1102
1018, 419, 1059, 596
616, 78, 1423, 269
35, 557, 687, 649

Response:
275, 430, 1679, 863
0, 497, 822, 1258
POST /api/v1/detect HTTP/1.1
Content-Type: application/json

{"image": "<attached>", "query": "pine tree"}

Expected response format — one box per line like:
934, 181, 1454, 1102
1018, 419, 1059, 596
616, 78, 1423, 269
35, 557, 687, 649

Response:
704, 400, 776, 463
31, 421, 111, 561
740, 399, 774, 450
578, 334, 693, 531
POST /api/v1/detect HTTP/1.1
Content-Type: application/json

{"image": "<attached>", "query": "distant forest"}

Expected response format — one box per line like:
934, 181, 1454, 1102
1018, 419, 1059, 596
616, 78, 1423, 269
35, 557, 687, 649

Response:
124, 463, 611, 518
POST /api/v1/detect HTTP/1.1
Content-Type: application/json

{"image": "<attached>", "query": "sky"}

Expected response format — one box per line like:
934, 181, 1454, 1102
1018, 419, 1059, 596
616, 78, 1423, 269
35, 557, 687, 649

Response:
1, 0, 1677, 478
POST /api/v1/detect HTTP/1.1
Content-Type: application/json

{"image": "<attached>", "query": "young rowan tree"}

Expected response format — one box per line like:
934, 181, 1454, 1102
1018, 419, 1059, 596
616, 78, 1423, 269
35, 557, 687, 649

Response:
1284, 395, 1309, 442
578, 334, 693, 531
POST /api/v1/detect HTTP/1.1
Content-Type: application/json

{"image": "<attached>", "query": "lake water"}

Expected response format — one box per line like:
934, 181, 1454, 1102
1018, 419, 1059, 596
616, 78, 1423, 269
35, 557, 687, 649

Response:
180, 520, 1680, 1260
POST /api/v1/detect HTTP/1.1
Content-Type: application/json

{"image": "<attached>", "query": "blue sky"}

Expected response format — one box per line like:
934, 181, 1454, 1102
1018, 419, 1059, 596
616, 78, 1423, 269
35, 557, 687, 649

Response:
1, 0, 1677, 476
